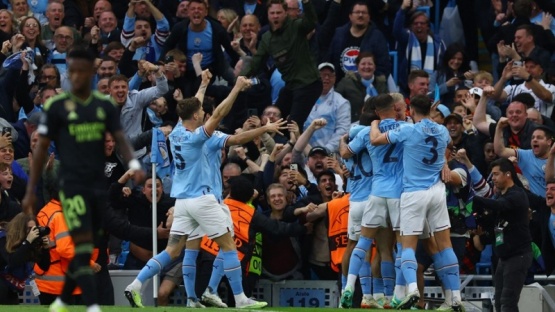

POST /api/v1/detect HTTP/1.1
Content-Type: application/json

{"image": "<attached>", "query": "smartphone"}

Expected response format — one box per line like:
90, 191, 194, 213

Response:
247, 108, 258, 117
329, 152, 336, 159
290, 164, 298, 171
165, 55, 174, 63
2, 127, 10, 136
513, 61, 523, 80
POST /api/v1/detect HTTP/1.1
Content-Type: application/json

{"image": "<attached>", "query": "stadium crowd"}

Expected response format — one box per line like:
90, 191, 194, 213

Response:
0, 0, 554, 310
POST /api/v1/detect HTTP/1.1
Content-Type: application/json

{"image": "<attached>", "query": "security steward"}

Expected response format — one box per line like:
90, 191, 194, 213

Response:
201, 176, 309, 304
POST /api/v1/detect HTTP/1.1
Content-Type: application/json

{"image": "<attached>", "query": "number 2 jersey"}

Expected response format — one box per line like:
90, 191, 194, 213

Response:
346, 125, 373, 202
386, 118, 450, 192
368, 119, 407, 199
38, 91, 121, 185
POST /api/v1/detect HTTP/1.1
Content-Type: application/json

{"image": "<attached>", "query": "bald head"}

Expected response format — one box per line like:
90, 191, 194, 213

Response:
285, 0, 301, 18
94, 0, 112, 20
527, 107, 543, 125
53, 26, 73, 52
240, 14, 260, 40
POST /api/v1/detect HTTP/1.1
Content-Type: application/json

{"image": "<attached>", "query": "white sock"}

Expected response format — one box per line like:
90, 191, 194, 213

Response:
345, 274, 357, 290
452, 290, 461, 303
363, 294, 374, 301
444, 289, 453, 305
130, 279, 142, 290
53, 298, 66, 306
234, 292, 248, 304
86, 304, 102, 312
374, 293, 385, 300
407, 282, 418, 294
394, 285, 406, 299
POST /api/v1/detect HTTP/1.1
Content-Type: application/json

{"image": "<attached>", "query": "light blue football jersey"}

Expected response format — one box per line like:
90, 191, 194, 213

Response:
169, 124, 215, 199
387, 119, 450, 192
369, 119, 407, 198
204, 130, 230, 200
517, 149, 546, 197
346, 126, 373, 202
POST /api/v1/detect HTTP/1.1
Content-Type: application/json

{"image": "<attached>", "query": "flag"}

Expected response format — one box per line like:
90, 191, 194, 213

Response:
434, 83, 440, 103
150, 128, 169, 167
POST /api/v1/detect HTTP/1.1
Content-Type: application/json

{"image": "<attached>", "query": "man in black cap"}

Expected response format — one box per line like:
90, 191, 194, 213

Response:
444, 113, 486, 172
492, 55, 555, 119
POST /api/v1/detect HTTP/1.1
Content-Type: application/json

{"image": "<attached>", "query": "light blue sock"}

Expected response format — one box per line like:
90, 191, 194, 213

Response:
372, 276, 384, 295
440, 248, 460, 291
394, 243, 406, 287
400, 248, 417, 284
359, 260, 371, 295
137, 251, 171, 283
381, 261, 395, 296
208, 250, 224, 294
341, 274, 347, 291
432, 252, 449, 290
223, 250, 244, 295
182, 249, 199, 300
348, 236, 373, 276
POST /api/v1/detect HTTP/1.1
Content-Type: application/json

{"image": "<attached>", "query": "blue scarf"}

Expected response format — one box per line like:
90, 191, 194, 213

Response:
407, 32, 443, 74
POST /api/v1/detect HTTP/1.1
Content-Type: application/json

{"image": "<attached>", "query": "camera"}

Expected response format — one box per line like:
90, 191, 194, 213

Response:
2, 127, 10, 136
37, 226, 51, 238
165, 55, 174, 63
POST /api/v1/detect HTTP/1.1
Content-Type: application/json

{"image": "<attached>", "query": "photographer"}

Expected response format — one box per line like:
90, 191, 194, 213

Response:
473, 158, 532, 312
0, 213, 50, 304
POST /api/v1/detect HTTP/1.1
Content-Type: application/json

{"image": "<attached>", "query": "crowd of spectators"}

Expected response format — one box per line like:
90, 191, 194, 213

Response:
0, 0, 555, 307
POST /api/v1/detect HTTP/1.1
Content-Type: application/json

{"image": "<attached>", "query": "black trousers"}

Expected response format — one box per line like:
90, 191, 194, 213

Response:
494, 251, 532, 312
275, 80, 322, 128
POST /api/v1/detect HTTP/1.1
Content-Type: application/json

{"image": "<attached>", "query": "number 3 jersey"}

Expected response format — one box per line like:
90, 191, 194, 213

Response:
38, 91, 121, 185
369, 119, 407, 199
386, 118, 450, 192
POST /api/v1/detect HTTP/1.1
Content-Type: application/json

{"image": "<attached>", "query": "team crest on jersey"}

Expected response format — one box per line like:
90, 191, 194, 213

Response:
97, 107, 106, 120
340, 47, 360, 73
543, 164, 547, 172
105, 162, 117, 177
194, 37, 201, 47
64, 100, 76, 112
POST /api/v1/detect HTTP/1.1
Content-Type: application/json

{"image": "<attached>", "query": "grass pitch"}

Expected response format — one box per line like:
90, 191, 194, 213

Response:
0, 306, 385, 312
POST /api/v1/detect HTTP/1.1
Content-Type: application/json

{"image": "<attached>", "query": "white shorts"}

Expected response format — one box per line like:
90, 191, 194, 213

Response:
348, 200, 366, 241
171, 195, 233, 239
363, 196, 400, 230
399, 182, 450, 236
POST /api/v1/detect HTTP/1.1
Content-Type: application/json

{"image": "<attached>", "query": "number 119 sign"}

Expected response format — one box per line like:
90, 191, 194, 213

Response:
279, 288, 326, 307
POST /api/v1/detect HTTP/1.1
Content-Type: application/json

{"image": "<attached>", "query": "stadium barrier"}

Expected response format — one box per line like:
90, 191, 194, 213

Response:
18, 272, 555, 310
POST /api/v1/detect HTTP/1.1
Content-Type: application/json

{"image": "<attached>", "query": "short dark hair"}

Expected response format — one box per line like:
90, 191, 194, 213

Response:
350, 1, 369, 14
362, 96, 376, 113
490, 158, 514, 174
189, 0, 208, 8
104, 42, 125, 55
410, 95, 431, 115
202, 97, 215, 116
408, 70, 429, 84
267, 0, 287, 10
108, 74, 128, 87
100, 56, 117, 65
512, 93, 535, 108
144, 174, 163, 186
316, 170, 335, 184
177, 97, 202, 120
359, 111, 377, 126
547, 179, 555, 186
67, 48, 95, 63
516, 24, 534, 38
514, 0, 532, 19
228, 176, 254, 203
355, 52, 374, 66
533, 126, 554, 141
374, 94, 395, 112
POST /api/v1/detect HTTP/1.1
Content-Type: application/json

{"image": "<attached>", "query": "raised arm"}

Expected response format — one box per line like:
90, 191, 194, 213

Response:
227, 119, 287, 146
492, 62, 512, 101
546, 143, 555, 181
473, 86, 494, 136
204, 77, 251, 136
493, 117, 517, 158
194, 69, 211, 104
339, 134, 353, 159
292, 118, 327, 163
298, 0, 318, 35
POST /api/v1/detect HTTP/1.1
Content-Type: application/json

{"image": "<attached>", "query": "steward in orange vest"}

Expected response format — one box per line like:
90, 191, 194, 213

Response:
325, 193, 350, 273
201, 176, 307, 296
33, 199, 99, 305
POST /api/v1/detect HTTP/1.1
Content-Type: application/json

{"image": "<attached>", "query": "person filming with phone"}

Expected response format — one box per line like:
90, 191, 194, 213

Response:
0, 213, 51, 304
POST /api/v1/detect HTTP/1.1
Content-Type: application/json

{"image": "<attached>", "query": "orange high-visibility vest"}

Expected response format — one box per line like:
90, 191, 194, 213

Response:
327, 194, 350, 273
200, 198, 254, 262
33, 200, 99, 295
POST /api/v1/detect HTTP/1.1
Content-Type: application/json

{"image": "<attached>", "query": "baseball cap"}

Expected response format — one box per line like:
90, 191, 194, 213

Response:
444, 113, 463, 125
436, 104, 451, 118
469, 87, 483, 97
308, 146, 329, 157
0, 118, 18, 142
26, 112, 42, 126
318, 62, 335, 72
522, 55, 542, 67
